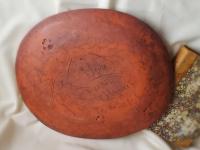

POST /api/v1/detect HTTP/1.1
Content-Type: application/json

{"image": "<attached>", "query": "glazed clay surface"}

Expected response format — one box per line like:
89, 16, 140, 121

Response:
16, 9, 173, 138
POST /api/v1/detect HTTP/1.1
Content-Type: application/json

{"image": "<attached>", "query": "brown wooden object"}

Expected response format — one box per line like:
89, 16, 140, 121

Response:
16, 9, 173, 138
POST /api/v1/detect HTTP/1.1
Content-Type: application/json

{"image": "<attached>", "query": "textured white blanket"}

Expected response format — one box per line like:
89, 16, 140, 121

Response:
0, 0, 199, 150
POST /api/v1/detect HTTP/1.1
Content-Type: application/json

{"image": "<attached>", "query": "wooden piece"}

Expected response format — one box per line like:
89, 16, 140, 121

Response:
175, 46, 198, 83
16, 9, 173, 139
175, 138, 193, 148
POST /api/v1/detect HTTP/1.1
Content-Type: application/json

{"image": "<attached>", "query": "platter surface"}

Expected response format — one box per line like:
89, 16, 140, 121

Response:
16, 9, 173, 138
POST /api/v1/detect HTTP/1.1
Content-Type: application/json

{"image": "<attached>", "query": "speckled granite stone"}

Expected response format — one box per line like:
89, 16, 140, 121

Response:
151, 57, 200, 147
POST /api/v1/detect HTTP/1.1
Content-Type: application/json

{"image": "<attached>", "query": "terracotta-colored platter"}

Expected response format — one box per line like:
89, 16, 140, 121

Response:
16, 9, 174, 139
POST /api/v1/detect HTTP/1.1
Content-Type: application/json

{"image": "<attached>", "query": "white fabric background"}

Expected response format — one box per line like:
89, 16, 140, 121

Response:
0, 0, 200, 150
